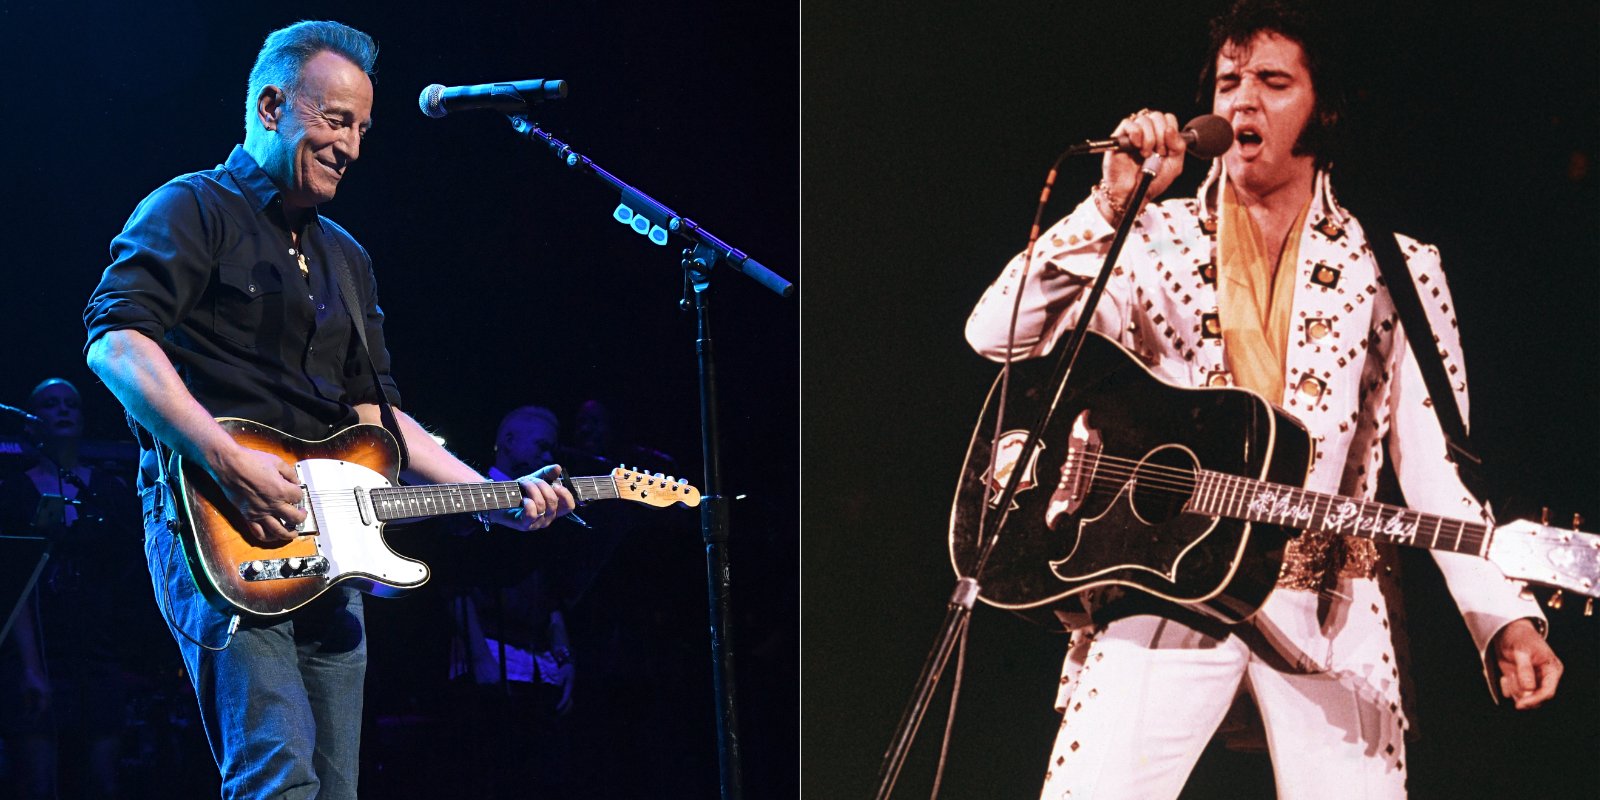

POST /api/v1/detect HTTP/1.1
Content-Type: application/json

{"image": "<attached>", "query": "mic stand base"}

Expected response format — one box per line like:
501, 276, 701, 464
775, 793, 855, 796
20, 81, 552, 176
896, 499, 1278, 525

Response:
875, 578, 979, 800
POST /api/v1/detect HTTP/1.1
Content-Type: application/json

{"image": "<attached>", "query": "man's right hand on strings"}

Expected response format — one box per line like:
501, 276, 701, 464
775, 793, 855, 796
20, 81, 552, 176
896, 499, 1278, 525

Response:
210, 445, 306, 545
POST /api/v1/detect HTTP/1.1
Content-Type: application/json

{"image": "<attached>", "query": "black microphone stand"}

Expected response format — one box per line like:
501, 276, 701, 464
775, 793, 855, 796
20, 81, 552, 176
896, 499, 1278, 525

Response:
504, 113, 794, 800
875, 154, 1164, 799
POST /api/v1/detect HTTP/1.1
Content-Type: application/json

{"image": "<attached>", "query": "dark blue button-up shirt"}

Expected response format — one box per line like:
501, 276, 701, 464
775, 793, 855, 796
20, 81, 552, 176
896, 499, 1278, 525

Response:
84, 145, 401, 444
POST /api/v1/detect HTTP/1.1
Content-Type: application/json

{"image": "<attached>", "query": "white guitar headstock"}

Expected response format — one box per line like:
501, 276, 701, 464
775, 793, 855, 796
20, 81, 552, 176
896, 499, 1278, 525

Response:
1488, 519, 1600, 601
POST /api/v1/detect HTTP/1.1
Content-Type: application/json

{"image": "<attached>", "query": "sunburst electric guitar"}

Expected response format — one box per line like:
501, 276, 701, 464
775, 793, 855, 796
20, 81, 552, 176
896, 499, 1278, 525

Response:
173, 418, 701, 617
949, 331, 1600, 623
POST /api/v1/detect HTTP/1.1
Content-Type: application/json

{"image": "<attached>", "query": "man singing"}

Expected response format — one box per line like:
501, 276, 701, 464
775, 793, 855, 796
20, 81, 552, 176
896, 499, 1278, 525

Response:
965, 1, 1562, 796
82, 21, 573, 798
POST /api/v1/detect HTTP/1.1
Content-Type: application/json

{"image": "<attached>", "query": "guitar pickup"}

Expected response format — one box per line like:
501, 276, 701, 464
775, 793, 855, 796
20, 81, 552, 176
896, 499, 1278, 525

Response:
238, 555, 330, 582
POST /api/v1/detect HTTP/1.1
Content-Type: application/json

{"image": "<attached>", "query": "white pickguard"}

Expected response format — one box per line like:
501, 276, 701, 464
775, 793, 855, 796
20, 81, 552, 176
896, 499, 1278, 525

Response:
296, 458, 428, 590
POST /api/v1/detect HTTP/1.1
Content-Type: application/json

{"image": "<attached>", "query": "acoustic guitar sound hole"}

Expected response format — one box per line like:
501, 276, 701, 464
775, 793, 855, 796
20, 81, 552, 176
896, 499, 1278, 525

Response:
1129, 445, 1199, 525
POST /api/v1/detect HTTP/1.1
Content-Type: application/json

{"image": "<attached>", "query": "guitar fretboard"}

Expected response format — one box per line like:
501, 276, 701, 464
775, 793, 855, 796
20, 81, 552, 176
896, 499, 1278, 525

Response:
369, 476, 619, 522
1186, 470, 1492, 557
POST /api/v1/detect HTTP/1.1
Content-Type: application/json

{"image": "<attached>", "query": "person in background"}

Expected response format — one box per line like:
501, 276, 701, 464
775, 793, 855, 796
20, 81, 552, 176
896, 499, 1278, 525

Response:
443, 405, 576, 798
0, 378, 143, 799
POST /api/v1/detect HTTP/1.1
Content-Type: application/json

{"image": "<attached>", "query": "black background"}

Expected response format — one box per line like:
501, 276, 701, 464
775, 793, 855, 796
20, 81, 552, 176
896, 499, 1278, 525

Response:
0, 1, 795, 797
805, 1, 1598, 798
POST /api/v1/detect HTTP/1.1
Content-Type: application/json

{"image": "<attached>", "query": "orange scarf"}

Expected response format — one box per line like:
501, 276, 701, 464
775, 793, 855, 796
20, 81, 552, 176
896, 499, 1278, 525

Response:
1216, 183, 1381, 590
1216, 182, 1309, 401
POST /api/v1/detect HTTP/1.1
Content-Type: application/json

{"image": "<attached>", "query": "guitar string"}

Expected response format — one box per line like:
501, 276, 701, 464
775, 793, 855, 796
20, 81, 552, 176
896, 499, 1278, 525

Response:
1065, 450, 1484, 528
1010, 450, 1490, 549
295, 481, 619, 511
1062, 474, 1490, 551
298, 476, 639, 500
276, 475, 679, 516
277, 480, 579, 515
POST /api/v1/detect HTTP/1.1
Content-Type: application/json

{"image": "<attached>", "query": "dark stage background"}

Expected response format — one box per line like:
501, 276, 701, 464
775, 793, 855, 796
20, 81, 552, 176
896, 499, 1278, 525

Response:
0, 1, 795, 797
805, 1, 1598, 798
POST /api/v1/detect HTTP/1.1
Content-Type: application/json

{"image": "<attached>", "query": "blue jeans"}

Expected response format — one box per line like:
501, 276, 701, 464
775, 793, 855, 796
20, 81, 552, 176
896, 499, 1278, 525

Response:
142, 485, 366, 800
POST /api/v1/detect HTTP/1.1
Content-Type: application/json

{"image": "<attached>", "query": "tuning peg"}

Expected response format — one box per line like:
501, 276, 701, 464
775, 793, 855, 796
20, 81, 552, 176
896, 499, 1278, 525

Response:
1540, 506, 1550, 525
1518, 586, 1536, 601
1574, 513, 1584, 530
1586, 598, 1595, 617
1547, 589, 1565, 610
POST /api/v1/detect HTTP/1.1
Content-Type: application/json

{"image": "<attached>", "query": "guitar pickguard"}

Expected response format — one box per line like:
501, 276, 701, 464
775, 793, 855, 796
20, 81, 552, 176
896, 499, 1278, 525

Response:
1049, 441, 1224, 586
295, 459, 428, 592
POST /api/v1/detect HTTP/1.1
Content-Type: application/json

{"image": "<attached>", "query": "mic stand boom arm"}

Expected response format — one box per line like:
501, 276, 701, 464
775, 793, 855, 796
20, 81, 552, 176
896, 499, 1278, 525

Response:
504, 113, 797, 800
506, 115, 794, 298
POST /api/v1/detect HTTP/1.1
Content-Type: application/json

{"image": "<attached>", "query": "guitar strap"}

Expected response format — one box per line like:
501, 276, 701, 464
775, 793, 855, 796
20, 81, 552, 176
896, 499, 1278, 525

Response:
322, 219, 411, 472
1362, 217, 1487, 501
1359, 219, 1467, 740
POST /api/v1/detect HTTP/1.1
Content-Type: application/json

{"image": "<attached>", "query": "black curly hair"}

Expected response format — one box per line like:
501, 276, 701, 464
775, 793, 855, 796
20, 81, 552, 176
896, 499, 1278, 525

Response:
1197, 0, 1346, 169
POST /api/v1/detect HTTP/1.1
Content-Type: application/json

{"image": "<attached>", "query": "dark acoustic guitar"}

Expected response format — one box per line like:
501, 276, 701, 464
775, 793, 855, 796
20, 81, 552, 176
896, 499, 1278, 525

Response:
173, 418, 700, 617
949, 331, 1600, 624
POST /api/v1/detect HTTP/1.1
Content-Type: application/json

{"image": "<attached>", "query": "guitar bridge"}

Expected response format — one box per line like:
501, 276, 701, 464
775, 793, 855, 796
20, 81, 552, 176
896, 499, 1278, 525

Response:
1048, 411, 1102, 526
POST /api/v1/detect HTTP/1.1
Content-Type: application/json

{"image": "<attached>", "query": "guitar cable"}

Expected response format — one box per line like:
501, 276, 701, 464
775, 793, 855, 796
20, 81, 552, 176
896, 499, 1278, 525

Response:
932, 151, 1070, 799
972, 149, 1071, 581
147, 438, 240, 653
929, 616, 972, 800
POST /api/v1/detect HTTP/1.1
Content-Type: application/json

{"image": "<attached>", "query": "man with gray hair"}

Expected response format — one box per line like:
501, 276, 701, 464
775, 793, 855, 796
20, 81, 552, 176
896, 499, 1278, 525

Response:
82, 21, 574, 797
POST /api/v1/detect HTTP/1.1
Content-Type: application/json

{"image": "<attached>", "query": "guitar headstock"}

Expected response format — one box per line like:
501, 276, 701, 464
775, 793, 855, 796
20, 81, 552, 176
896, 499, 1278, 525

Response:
612, 466, 702, 508
1488, 519, 1600, 603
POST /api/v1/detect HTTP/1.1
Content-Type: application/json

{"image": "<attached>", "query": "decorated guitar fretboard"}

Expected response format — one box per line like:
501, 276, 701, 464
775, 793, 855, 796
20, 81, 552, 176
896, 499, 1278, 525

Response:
1187, 470, 1491, 557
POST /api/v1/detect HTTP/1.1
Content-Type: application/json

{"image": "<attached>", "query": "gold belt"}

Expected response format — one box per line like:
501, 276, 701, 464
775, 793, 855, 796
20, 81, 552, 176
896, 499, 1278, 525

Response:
1276, 531, 1381, 591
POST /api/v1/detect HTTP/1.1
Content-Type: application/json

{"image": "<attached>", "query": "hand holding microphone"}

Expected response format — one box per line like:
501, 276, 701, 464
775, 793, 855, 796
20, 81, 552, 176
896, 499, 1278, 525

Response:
1090, 112, 1232, 223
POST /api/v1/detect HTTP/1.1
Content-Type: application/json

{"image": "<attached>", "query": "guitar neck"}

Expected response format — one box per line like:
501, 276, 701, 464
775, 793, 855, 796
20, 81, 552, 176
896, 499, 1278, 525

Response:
1186, 470, 1492, 558
369, 476, 620, 522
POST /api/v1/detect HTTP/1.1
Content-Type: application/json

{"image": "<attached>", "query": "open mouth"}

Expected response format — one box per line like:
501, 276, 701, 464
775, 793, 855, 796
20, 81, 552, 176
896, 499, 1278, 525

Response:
1234, 129, 1264, 158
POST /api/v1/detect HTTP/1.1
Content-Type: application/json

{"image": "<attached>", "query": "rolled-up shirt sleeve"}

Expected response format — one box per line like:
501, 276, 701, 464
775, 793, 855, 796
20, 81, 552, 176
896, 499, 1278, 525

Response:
83, 182, 215, 352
